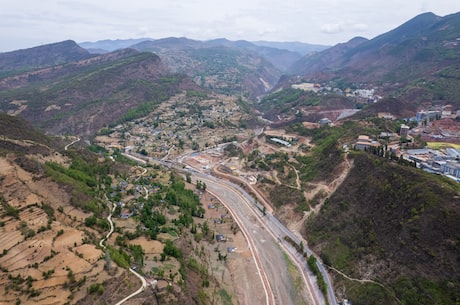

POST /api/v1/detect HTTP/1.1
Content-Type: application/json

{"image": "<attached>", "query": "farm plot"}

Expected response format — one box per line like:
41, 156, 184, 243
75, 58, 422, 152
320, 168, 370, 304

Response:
0, 229, 23, 253
1, 238, 53, 271
19, 206, 48, 228
128, 236, 163, 255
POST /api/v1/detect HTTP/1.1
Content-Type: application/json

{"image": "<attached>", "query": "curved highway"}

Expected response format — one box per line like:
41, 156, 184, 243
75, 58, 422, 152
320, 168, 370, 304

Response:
197, 173, 338, 305
197, 173, 325, 305
124, 151, 338, 305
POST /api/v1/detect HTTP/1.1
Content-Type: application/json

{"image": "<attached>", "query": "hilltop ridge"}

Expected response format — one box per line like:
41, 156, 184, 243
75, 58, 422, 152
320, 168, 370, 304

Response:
0, 40, 93, 76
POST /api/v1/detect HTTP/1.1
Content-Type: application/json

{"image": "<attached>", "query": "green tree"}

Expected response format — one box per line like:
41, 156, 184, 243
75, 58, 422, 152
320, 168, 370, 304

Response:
105, 251, 111, 270
84, 215, 97, 227
163, 240, 182, 259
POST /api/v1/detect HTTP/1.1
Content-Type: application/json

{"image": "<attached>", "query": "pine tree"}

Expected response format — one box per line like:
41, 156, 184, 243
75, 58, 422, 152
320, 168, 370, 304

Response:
105, 251, 111, 270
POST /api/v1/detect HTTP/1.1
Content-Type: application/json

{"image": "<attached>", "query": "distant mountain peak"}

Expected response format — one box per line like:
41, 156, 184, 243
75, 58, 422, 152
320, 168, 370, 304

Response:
78, 38, 154, 52
369, 11, 441, 45
12, 40, 83, 53
0, 40, 92, 74
347, 36, 369, 44
288, 11, 460, 84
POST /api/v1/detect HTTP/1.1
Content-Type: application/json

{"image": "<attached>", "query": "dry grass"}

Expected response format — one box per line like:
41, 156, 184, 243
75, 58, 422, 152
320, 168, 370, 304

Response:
427, 142, 460, 149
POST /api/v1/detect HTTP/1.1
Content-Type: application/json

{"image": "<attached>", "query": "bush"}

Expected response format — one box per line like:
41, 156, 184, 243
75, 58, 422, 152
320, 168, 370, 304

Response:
163, 240, 181, 259
84, 216, 97, 227
88, 282, 104, 295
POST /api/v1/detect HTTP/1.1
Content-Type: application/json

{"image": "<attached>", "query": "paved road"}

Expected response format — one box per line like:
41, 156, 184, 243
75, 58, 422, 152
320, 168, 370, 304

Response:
203, 173, 338, 305
125, 151, 338, 305
204, 184, 275, 305
115, 268, 148, 305
197, 174, 320, 305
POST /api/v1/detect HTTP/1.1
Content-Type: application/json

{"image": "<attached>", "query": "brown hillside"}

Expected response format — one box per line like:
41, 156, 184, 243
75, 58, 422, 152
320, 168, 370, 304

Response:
0, 40, 93, 76
0, 50, 196, 136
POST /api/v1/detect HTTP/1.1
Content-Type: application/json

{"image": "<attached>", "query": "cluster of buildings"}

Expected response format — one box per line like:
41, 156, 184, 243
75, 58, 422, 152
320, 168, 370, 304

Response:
110, 179, 150, 219
355, 105, 460, 182
413, 106, 460, 123
290, 82, 382, 103
406, 148, 460, 181
352, 132, 460, 182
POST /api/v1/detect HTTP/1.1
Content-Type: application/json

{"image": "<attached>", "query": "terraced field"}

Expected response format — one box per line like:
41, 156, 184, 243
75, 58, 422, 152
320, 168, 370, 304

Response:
0, 154, 106, 304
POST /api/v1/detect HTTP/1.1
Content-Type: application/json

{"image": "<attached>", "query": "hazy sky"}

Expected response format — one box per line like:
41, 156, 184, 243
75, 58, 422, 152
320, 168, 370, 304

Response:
2, 0, 460, 52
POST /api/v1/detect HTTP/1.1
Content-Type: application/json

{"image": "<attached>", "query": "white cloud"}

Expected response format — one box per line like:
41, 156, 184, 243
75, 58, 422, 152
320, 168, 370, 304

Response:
320, 22, 368, 35
321, 24, 343, 34
1, 0, 460, 51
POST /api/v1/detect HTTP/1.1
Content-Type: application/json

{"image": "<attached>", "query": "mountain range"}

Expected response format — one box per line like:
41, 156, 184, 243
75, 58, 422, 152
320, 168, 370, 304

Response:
0, 45, 197, 135
0, 11, 459, 135
289, 12, 460, 104
79, 38, 327, 58
0, 11, 459, 305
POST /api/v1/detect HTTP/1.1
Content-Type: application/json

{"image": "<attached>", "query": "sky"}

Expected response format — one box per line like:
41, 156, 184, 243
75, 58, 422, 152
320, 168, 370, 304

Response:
1, 0, 460, 52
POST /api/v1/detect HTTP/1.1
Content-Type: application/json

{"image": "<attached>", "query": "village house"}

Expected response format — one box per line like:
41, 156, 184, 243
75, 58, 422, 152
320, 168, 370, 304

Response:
378, 112, 396, 120
354, 135, 379, 151
319, 118, 332, 127
270, 137, 291, 147
216, 234, 226, 242
120, 208, 133, 219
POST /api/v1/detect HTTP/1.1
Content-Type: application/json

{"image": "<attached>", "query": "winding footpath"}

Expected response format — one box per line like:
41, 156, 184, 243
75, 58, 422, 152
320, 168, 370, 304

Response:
65, 135, 149, 303
100, 197, 147, 304
64, 137, 80, 151
99, 201, 115, 249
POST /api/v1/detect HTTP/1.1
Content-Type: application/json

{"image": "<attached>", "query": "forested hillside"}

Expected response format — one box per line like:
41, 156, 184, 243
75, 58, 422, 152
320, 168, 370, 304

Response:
305, 152, 460, 305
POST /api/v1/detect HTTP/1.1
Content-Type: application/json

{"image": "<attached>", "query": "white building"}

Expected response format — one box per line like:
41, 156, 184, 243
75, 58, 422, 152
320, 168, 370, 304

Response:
354, 135, 379, 151
354, 89, 375, 99
442, 161, 460, 178
400, 124, 410, 138
270, 137, 291, 147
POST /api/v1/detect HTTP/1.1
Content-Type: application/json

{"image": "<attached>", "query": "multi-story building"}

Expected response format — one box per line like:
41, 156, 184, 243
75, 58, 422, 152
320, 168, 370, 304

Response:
400, 124, 410, 138
442, 161, 460, 179
416, 110, 441, 122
